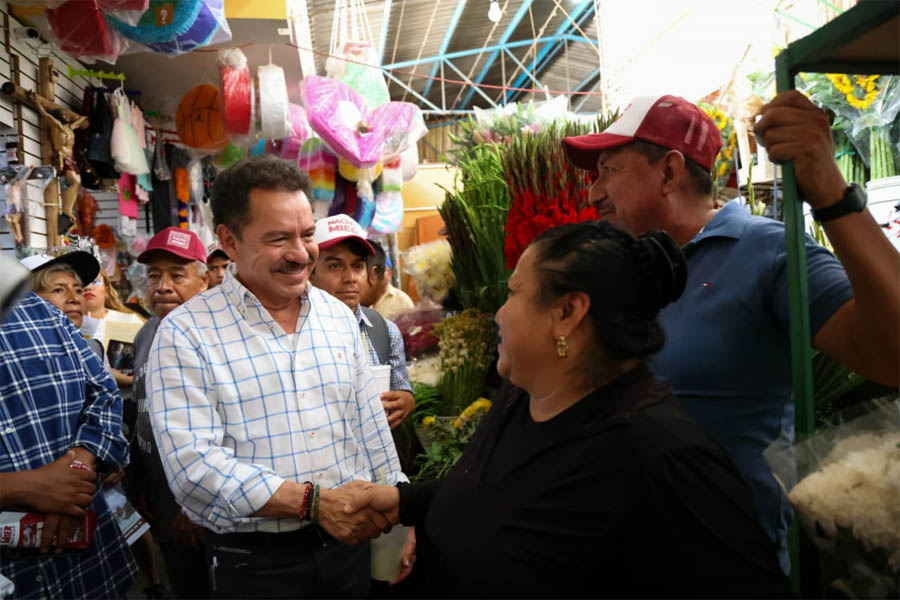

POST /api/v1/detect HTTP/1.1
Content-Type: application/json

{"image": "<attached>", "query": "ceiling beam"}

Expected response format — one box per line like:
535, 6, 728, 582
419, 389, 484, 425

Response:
504, 0, 594, 104
458, 0, 535, 110
420, 0, 468, 105
378, 0, 393, 65
381, 35, 588, 69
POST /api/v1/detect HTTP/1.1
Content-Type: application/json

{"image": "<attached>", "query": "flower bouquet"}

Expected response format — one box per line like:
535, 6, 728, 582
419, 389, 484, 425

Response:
393, 309, 446, 360
433, 308, 497, 416
765, 397, 900, 598
697, 102, 737, 192
414, 398, 492, 481
403, 239, 455, 306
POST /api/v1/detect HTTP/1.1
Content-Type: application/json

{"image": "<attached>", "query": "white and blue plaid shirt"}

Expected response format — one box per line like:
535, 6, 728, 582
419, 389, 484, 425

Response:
147, 272, 405, 534
355, 305, 413, 394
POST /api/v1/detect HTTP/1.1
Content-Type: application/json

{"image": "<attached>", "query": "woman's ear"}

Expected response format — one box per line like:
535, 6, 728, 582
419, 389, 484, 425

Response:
551, 291, 591, 336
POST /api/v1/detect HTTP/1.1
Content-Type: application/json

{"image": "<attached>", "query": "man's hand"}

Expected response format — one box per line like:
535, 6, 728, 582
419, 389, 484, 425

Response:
390, 527, 416, 585
102, 469, 125, 486
40, 513, 80, 554
19, 451, 97, 517
381, 391, 415, 429
69, 446, 98, 472
172, 512, 205, 548
754, 90, 847, 210
317, 481, 393, 546
343, 483, 400, 524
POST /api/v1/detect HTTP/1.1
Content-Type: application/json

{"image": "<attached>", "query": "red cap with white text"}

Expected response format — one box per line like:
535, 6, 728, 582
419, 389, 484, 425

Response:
137, 227, 207, 264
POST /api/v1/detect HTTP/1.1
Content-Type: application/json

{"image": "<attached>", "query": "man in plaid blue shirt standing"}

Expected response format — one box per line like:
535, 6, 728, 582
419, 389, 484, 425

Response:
147, 157, 406, 598
0, 290, 136, 599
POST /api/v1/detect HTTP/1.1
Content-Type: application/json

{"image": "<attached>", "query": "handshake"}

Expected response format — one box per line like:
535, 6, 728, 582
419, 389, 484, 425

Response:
316, 480, 401, 546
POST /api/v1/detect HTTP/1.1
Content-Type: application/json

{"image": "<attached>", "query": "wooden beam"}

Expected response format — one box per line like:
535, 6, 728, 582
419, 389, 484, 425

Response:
0, 81, 89, 129
38, 57, 59, 247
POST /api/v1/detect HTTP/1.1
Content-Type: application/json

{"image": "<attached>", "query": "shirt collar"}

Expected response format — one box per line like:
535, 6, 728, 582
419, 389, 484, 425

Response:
684, 200, 750, 249
220, 271, 310, 318
354, 304, 373, 328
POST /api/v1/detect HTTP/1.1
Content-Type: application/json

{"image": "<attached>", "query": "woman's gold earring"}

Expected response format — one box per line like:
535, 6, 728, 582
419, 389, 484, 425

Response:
556, 335, 568, 358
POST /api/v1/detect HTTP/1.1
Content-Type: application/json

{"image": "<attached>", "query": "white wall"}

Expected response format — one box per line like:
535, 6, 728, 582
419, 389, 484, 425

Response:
0, 1, 120, 256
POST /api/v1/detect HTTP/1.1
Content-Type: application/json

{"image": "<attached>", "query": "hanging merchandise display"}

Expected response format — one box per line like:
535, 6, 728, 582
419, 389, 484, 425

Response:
326, 0, 390, 109
298, 137, 337, 204
400, 142, 419, 181
108, 0, 231, 56
214, 143, 245, 169
175, 84, 228, 151
218, 48, 253, 138
99, 0, 149, 12
46, 0, 121, 63
174, 168, 190, 229
302, 76, 426, 168
337, 158, 382, 183
270, 104, 311, 160
370, 161, 403, 234
88, 89, 119, 179
74, 87, 101, 190
258, 63, 292, 141
110, 88, 150, 175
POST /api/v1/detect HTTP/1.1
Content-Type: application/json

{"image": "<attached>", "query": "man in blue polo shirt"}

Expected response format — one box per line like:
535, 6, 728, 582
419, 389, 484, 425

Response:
563, 91, 899, 572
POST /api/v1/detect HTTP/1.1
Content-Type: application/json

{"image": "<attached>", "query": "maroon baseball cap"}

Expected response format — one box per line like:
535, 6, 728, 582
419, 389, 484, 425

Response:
137, 227, 208, 264
564, 95, 722, 172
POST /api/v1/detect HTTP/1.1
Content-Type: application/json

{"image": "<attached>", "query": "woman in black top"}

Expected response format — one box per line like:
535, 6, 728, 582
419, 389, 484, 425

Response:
348, 222, 790, 598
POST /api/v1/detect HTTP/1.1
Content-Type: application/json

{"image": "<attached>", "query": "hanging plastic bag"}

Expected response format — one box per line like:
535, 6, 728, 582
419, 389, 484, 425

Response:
108, 0, 231, 56
258, 63, 291, 141
218, 48, 253, 138
110, 90, 150, 175
302, 75, 426, 168
326, 0, 389, 108
371, 161, 404, 234
46, 0, 122, 63
271, 104, 311, 160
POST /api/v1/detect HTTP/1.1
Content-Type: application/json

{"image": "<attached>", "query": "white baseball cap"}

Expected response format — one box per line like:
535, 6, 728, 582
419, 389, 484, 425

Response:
313, 215, 375, 256
20, 251, 101, 286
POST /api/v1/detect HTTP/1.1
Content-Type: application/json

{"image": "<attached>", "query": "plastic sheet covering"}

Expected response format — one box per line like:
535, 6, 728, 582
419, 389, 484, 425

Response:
218, 48, 253, 137
370, 162, 403, 234
110, 89, 150, 175
108, 0, 231, 56
99, 0, 149, 23
326, 41, 390, 109
302, 76, 426, 169
258, 63, 291, 141
271, 104, 311, 160
46, 0, 122, 63
765, 397, 900, 597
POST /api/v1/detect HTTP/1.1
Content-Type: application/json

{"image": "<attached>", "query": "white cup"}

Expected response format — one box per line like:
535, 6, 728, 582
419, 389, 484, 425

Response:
370, 524, 410, 581
370, 364, 392, 394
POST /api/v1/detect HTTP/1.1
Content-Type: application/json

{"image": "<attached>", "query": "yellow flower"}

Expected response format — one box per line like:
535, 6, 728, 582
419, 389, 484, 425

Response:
712, 110, 727, 131
452, 418, 462, 429
717, 162, 729, 178
827, 74, 854, 94
422, 416, 436, 429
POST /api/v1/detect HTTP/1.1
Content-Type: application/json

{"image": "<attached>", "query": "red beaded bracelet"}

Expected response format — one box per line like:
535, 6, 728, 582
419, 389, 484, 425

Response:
69, 460, 91, 472
299, 482, 313, 522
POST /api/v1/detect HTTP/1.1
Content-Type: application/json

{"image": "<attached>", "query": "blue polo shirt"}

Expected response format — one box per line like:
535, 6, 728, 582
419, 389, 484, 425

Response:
651, 200, 853, 569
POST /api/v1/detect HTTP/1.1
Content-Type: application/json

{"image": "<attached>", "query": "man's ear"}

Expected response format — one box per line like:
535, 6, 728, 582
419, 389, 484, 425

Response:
200, 270, 210, 291
661, 150, 687, 195
217, 224, 238, 261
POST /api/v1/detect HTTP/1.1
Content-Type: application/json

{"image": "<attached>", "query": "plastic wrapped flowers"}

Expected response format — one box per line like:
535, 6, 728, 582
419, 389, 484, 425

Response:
403, 239, 455, 305
433, 308, 497, 415
766, 397, 900, 598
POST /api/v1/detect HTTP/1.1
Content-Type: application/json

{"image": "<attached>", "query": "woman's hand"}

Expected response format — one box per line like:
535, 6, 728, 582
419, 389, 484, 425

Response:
390, 527, 416, 585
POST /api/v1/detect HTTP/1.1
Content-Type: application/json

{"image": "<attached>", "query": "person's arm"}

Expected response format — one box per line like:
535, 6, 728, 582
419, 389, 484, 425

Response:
349, 325, 408, 485
67, 319, 129, 472
146, 319, 287, 532
111, 367, 133, 387
382, 319, 415, 428
755, 91, 900, 385
0, 451, 96, 515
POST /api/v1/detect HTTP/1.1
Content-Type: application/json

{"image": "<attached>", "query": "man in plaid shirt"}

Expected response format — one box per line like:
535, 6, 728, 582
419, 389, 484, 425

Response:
0, 292, 136, 599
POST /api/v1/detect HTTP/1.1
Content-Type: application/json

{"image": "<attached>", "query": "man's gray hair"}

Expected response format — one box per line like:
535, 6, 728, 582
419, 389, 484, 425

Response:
192, 260, 208, 277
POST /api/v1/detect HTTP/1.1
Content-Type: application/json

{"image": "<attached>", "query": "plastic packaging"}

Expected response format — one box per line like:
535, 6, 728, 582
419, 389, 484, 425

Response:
326, 41, 390, 109
258, 64, 291, 141
371, 162, 403, 234
298, 137, 337, 203
765, 397, 900, 597
271, 104, 311, 160
108, 0, 231, 56
46, 0, 122, 63
218, 48, 252, 137
302, 75, 426, 168
110, 89, 150, 175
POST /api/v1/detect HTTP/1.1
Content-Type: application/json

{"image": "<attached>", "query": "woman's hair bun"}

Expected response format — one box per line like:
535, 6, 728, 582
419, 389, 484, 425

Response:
632, 230, 687, 310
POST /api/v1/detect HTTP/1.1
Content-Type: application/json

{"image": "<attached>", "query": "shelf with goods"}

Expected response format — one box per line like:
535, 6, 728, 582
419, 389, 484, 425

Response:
773, 1, 899, 596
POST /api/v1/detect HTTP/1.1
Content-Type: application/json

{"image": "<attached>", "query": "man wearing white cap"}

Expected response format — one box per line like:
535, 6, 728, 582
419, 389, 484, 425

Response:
206, 242, 231, 288
563, 91, 900, 572
310, 215, 419, 474
146, 157, 403, 598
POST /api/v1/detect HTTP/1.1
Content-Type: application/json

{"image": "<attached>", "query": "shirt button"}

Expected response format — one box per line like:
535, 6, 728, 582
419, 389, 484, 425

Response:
309, 432, 316, 438
317, 472, 324, 479
35, 575, 42, 583
3, 427, 13, 434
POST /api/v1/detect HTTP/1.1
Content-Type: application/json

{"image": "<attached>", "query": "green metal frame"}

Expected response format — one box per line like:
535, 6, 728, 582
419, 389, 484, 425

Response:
774, 0, 900, 595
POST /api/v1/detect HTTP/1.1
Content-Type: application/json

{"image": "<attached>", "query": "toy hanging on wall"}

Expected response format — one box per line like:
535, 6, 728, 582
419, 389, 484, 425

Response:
176, 84, 228, 151
108, 0, 230, 56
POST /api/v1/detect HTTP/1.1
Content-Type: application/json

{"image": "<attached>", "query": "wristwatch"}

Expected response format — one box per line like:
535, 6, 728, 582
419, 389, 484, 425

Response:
812, 183, 867, 223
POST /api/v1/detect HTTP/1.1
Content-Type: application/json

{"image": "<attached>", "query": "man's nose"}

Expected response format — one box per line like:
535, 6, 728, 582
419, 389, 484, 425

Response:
587, 175, 607, 207
285, 238, 310, 263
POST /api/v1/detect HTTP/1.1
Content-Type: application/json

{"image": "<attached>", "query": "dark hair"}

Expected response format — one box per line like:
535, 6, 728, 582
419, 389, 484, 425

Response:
531, 221, 687, 360
630, 140, 713, 197
367, 240, 388, 281
211, 157, 313, 239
